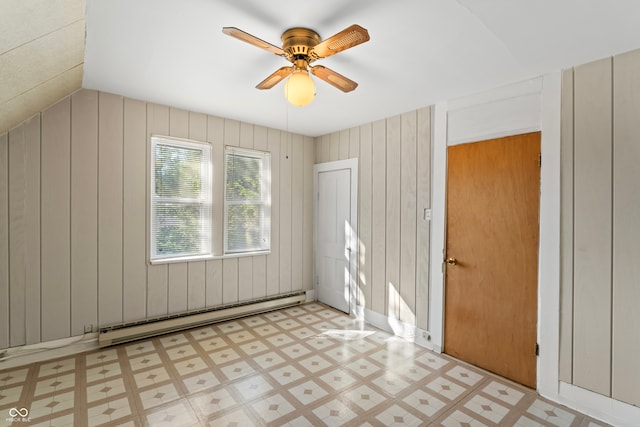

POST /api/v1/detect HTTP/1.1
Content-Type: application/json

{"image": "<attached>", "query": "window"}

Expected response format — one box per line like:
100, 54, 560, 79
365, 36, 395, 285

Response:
224, 147, 271, 254
151, 136, 211, 261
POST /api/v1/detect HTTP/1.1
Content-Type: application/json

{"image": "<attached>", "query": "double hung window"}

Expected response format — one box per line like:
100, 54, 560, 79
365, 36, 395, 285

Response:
224, 147, 271, 254
150, 136, 212, 261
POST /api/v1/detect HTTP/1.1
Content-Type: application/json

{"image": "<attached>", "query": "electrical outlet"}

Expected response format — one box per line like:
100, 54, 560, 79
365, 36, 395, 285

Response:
84, 324, 94, 333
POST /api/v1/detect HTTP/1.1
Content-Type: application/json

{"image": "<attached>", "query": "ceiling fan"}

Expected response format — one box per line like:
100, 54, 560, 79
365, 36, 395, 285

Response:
222, 24, 370, 106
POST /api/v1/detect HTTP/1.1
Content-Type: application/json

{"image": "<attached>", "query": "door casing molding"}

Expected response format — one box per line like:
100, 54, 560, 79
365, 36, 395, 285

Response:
430, 75, 553, 388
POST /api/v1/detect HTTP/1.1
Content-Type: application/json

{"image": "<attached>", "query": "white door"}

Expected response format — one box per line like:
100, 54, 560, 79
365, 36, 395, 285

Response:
316, 165, 354, 313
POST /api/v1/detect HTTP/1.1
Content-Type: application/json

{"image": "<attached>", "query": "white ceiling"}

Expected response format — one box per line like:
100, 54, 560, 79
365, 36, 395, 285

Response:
82, 0, 640, 137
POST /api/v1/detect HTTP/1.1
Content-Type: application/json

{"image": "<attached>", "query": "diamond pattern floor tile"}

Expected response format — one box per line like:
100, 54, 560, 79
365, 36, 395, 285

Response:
0, 302, 611, 426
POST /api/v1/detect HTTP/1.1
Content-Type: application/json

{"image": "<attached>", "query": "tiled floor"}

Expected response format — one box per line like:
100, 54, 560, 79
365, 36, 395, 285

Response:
0, 303, 608, 426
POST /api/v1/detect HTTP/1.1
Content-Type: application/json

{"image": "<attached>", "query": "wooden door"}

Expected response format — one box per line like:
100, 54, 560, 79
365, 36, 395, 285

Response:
444, 132, 540, 388
316, 168, 352, 313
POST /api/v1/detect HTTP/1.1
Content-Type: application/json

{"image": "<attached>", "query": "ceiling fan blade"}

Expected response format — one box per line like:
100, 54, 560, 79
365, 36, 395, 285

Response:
256, 66, 292, 90
310, 24, 370, 59
222, 27, 286, 56
311, 65, 358, 92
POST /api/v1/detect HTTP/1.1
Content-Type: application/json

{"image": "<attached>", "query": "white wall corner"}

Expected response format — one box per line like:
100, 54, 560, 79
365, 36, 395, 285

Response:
305, 289, 315, 302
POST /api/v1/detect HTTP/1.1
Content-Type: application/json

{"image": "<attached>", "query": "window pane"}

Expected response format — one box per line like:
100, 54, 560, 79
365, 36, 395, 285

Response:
224, 148, 271, 254
225, 153, 261, 201
155, 144, 203, 199
226, 204, 265, 252
151, 137, 212, 261
154, 202, 207, 256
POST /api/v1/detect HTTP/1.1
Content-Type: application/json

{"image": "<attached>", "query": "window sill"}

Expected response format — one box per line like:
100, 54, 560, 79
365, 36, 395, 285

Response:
150, 250, 271, 265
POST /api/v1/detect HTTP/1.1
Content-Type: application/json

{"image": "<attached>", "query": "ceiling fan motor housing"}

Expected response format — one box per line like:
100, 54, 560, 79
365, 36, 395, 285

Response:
281, 28, 321, 60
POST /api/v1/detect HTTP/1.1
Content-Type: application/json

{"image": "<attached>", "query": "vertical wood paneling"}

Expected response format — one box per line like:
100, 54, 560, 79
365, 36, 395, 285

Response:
329, 132, 340, 161
279, 133, 292, 293
123, 97, 148, 322
189, 112, 208, 142
187, 112, 208, 311
266, 129, 280, 296
415, 107, 431, 330
70, 90, 98, 334
339, 129, 350, 160
2, 89, 316, 348
349, 127, 360, 159
0, 132, 8, 348
359, 123, 373, 309
320, 134, 331, 163
205, 259, 223, 307
169, 108, 189, 139
252, 126, 268, 298
168, 263, 188, 312
225, 119, 240, 146
559, 69, 575, 383
41, 97, 71, 340
400, 112, 417, 324
371, 119, 387, 315
222, 258, 239, 303
612, 49, 640, 406
572, 58, 612, 396
311, 111, 431, 328
240, 122, 254, 148
187, 262, 206, 310
386, 115, 401, 320
98, 93, 124, 326
314, 136, 322, 163
303, 136, 314, 291
252, 258, 267, 299
238, 256, 253, 301
24, 115, 41, 344
8, 126, 26, 346
146, 103, 169, 317
291, 134, 304, 291
167, 108, 190, 313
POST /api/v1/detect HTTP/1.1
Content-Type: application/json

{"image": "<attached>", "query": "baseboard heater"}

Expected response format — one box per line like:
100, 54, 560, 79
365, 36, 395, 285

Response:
98, 292, 306, 347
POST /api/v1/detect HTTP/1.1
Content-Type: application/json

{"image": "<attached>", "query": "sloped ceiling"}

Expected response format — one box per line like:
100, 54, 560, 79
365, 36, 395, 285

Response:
82, 0, 640, 136
0, 0, 86, 135
3, 1, 640, 137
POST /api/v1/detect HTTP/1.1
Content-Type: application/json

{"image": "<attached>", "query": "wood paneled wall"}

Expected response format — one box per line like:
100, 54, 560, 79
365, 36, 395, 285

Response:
560, 49, 640, 406
0, 89, 314, 348
314, 108, 432, 330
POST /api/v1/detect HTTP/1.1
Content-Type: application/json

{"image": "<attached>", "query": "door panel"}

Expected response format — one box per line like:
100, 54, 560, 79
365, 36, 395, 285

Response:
445, 132, 540, 388
317, 169, 351, 313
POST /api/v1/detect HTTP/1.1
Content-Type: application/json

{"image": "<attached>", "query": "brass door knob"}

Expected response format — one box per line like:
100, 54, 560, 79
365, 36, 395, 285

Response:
446, 257, 457, 265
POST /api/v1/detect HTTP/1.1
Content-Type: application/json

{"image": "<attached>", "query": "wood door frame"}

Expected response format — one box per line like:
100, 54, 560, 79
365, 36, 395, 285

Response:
428, 75, 562, 395
313, 158, 358, 315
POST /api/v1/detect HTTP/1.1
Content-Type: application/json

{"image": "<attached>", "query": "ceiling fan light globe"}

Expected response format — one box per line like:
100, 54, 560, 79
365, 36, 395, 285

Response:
284, 71, 315, 107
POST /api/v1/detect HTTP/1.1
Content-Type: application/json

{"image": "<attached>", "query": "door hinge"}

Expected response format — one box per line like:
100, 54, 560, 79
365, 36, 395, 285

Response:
535, 343, 540, 356
538, 153, 541, 168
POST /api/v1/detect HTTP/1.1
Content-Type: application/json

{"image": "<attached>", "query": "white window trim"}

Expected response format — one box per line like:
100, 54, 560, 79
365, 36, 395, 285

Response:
150, 135, 212, 262
223, 146, 271, 255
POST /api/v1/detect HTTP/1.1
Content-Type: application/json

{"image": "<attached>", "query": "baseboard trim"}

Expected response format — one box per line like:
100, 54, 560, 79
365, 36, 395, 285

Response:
0, 334, 99, 370
360, 306, 435, 352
